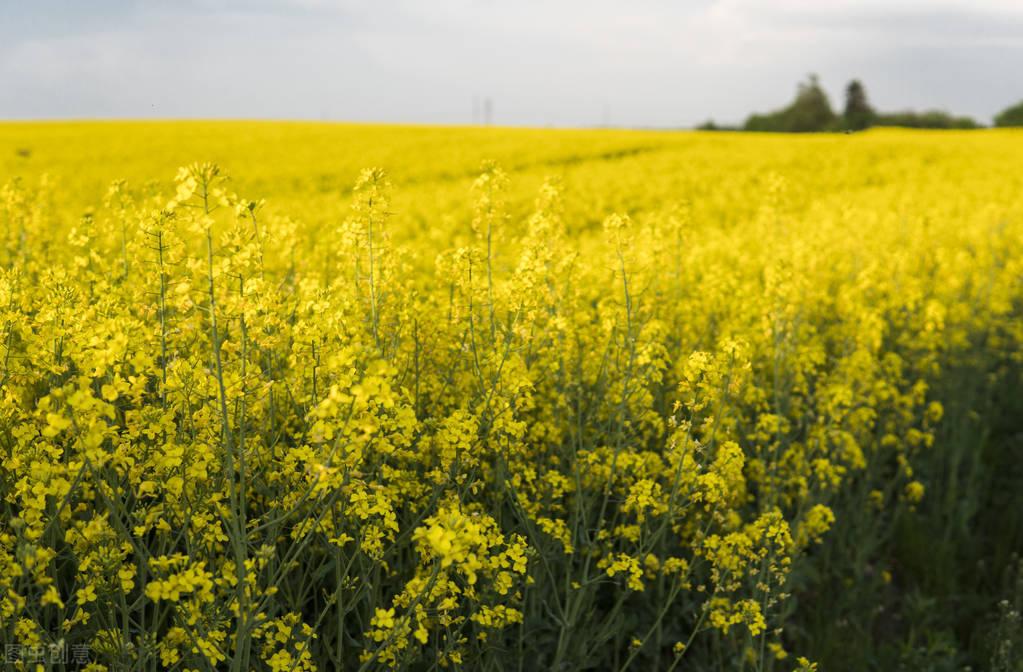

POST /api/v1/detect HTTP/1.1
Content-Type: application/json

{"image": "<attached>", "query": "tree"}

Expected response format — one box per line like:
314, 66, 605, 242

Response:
843, 80, 875, 131
874, 110, 979, 129
994, 100, 1023, 127
743, 74, 837, 133
739, 76, 981, 133
787, 74, 838, 132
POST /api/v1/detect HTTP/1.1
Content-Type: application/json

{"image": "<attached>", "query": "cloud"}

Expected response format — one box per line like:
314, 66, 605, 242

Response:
1, 0, 1021, 124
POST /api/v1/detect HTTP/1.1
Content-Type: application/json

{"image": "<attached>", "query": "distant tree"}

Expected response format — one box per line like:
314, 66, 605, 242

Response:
736, 76, 980, 133
843, 80, 875, 131
874, 110, 979, 129
744, 74, 837, 133
994, 100, 1023, 127
787, 74, 838, 132
697, 120, 719, 131
743, 113, 777, 132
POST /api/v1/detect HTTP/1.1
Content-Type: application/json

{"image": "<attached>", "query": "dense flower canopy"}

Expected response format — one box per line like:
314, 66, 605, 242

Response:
0, 124, 1021, 670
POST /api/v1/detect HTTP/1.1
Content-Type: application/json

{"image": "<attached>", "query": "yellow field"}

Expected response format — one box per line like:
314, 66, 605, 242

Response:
1, 123, 1022, 671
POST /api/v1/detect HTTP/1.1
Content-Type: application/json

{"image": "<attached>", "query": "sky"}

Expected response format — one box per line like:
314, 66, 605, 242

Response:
2, 0, 1022, 127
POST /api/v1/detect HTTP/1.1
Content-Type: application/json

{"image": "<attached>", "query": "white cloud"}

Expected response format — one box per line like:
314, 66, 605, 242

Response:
1, 0, 1022, 124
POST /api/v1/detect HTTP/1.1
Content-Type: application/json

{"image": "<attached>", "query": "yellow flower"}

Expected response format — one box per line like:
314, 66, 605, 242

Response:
41, 585, 65, 609
373, 608, 395, 630
76, 585, 98, 604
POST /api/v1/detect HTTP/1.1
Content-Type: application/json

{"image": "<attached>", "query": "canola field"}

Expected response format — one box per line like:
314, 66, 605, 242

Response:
1, 122, 1022, 671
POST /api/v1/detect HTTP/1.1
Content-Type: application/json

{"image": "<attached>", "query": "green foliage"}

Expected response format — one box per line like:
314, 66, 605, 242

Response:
874, 110, 980, 129
742, 76, 981, 132
842, 80, 876, 131
744, 74, 838, 132
696, 120, 739, 131
792, 356, 1023, 671
995, 100, 1023, 127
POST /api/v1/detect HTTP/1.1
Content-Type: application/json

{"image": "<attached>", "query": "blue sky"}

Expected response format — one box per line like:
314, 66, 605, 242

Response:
2, 0, 1022, 126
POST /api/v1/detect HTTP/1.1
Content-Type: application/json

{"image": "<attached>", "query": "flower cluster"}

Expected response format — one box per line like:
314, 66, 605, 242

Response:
1, 125, 1021, 671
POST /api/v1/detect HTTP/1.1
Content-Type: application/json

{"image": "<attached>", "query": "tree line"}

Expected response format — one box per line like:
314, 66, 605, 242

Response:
699, 75, 1023, 132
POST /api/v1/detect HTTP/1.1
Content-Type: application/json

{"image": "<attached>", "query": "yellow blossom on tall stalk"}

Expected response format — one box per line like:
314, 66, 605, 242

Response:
1, 122, 1022, 671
